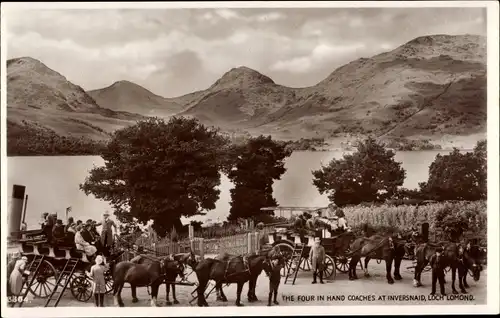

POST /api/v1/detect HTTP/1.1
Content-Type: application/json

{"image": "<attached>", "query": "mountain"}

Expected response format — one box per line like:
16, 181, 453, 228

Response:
88, 80, 185, 117
179, 34, 486, 142
6, 57, 144, 153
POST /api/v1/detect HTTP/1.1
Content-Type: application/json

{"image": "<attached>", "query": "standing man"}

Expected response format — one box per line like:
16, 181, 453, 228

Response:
99, 212, 117, 256
308, 237, 326, 284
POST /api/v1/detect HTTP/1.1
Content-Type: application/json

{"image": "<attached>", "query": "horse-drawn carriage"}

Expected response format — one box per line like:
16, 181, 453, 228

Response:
260, 207, 359, 284
8, 229, 121, 307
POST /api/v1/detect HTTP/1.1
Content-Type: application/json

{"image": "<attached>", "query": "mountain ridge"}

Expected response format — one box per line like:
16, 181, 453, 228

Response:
6, 34, 487, 155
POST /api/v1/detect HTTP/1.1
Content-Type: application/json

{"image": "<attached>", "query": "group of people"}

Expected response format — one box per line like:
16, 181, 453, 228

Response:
39, 211, 117, 261
293, 203, 349, 234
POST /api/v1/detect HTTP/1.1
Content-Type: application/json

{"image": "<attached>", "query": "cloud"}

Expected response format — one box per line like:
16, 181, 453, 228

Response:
5, 7, 487, 96
271, 42, 366, 73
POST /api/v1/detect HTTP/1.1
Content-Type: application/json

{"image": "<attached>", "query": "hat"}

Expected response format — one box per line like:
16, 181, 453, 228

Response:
95, 255, 104, 265
328, 203, 337, 209
21, 256, 28, 261
12, 251, 21, 259
103, 212, 110, 217
314, 237, 321, 243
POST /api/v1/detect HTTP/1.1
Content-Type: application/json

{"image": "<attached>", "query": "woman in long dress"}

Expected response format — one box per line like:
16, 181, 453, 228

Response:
9, 256, 29, 296
75, 225, 97, 259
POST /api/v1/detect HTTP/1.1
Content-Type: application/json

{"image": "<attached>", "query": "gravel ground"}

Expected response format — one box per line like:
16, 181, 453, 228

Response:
19, 259, 486, 308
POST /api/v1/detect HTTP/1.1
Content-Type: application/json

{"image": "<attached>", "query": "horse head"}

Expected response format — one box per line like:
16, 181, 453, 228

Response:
263, 247, 286, 276
161, 256, 185, 279
464, 243, 484, 281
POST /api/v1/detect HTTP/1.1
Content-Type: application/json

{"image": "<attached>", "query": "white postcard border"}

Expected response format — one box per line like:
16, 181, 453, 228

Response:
1, 1, 498, 316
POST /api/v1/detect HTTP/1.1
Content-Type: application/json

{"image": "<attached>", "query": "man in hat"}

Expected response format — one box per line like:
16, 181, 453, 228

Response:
97, 212, 117, 255
308, 237, 326, 284
429, 246, 446, 295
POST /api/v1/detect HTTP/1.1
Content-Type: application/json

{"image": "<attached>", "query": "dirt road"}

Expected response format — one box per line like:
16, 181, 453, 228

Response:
20, 259, 486, 307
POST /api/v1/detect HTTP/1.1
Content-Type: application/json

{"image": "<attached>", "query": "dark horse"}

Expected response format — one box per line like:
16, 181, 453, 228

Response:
348, 231, 409, 284
112, 255, 184, 307
413, 241, 483, 294
194, 248, 281, 307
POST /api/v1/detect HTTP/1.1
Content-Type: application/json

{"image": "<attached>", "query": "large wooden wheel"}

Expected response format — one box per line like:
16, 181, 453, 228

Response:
323, 255, 336, 280
272, 241, 295, 277
28, 259, 58, 299
334, 255, 350, 273
300, 258, 312, 271
70, 274, 93, 302
104, 269, 114, 294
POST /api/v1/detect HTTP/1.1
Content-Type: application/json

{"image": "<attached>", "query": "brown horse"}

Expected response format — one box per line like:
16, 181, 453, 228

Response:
194, 248, 281, 307
348, 232, 407, 284
413, 242, 484, 294
112, 255, 184, 307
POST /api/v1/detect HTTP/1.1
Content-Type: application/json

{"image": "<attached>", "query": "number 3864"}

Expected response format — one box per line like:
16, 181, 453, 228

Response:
8, 296, 25, 303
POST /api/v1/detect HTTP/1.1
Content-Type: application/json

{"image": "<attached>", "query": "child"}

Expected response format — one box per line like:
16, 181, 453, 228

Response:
429, 247, 446, 296
87, 255, 106, 307
309, 237, 326, 284
264, 256, 285, 306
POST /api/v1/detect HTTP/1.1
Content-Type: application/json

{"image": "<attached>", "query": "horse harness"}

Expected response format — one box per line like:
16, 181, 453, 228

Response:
224, 255, 251, 280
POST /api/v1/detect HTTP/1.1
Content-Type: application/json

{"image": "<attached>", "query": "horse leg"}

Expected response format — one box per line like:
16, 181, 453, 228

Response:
150, 284, 160, 307
463, 271, 470, 288
393, 254, 403, 280
235, 282, 244, 307
451, 265, 459, 294
349, 256, 359, 280
364, 257, 371, 277
196, 280, 209, 307
273, 282, 279, 305
165, 283, 172, 306
131, 285, 139, 303
413, 259, 428, 287
247, 278, 257, 302
458, 266, 467, 294
172, 283, 179, 304
215, 282, 225, 302
385, 256, 394, 284
113, 281, 124, 307
219, 282, 228, 302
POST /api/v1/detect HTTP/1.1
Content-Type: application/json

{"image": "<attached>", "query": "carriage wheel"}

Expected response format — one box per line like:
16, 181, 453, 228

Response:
28, 259, 58, 299
70, 274, 93, 302
335, 255, 350, 273
272, 242, 295, 277
105, 271, 114, 294
323, 255, 336, 280
300, 258, 311, 271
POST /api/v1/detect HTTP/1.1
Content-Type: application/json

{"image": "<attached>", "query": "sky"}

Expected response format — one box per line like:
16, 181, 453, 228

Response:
6, 7, 486, 98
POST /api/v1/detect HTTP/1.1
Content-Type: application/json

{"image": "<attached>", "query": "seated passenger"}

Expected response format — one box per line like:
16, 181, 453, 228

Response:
52, 219, 66, 244
65, 217, 76, 234
75, 225, 97, 261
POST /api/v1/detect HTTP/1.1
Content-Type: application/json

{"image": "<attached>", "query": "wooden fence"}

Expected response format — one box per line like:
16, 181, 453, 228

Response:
117, 231, 263, 261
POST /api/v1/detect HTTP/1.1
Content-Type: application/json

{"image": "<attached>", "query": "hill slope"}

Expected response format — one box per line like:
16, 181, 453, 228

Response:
179, 34, 486, 141
88, 80, 185, 117
7, 57, 144, 154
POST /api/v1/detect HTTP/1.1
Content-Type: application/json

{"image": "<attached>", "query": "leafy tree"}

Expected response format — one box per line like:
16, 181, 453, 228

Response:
227, 135, 292, 222
312, 137, 406, 206
80, 117, 230, 236
190, 220, 204, 232
418, 140, 486, 201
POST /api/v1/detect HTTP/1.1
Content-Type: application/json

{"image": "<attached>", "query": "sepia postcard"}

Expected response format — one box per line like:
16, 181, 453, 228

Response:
1, 1, 499, 317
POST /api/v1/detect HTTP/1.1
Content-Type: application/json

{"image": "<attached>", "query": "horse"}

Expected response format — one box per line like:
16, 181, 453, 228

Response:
413, 241, 484, 294
194, 247, 281, 307
112, 254, 184, 307
348, 231, 409, 284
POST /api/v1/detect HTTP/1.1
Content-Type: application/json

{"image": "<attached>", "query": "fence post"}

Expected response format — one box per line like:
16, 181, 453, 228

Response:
198, 238, 204, 259
247, 232, 253, 254
190, 238, 195, 254
254, 231, 260, 252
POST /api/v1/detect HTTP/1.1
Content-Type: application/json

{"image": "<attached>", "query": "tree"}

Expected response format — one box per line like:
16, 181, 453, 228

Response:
79, 117, 230, 236
418, 140, 486, 201
227, 135, 292, 222
312, 137, 406, 206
